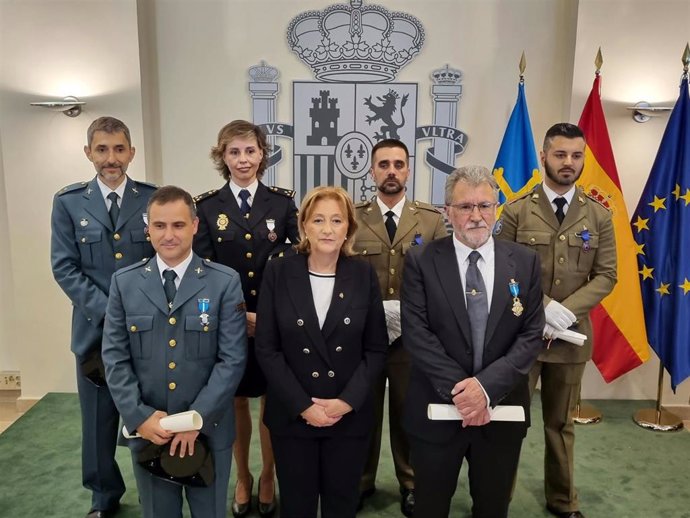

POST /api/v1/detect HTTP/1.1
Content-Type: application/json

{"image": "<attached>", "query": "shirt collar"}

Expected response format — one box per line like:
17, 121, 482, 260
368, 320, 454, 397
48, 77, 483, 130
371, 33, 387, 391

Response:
96, 176, 127, 203
156, 250, 194, 282
542, 182, 576, 206
375, 195, 406, 220
452, 234, 495, 265
228, 179, 259, 200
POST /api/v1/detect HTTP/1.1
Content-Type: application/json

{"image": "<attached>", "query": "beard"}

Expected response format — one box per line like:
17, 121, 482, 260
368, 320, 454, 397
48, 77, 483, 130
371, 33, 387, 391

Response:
378, 178, 404, 195
544, 161, 582, 187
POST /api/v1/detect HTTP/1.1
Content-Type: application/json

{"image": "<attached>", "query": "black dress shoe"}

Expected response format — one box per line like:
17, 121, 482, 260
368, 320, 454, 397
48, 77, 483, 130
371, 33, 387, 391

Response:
400, 487, 415, 518
356, 487, 376, 512
231, 475, 254, 518
85, 505, 119, 518
257, 478, 277, 517
546, 505, 585, 518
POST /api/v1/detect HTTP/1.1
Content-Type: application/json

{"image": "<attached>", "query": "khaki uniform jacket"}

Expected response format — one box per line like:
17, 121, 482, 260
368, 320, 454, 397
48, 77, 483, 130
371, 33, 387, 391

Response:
497, 184, 617, 363
353, 197, 448, 301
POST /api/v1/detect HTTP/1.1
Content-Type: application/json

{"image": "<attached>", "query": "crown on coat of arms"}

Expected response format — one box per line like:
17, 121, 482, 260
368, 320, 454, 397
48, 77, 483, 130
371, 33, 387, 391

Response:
286, 0, 425, 83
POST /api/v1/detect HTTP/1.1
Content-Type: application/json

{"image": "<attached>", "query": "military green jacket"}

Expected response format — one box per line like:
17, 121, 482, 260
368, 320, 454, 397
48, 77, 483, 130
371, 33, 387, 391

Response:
497, 184, 617, 363
353, 197, 448, 301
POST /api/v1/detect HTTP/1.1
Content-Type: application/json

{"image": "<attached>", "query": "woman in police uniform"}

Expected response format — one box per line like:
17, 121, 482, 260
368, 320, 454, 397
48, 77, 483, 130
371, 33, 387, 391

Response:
255, 186, 387, 518
193, 120, 299, 517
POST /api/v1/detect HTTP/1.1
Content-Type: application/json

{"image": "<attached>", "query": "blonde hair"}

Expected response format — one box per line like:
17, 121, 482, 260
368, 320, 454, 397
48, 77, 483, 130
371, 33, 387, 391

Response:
209, 120, 269, 181
295, 186, 358, 256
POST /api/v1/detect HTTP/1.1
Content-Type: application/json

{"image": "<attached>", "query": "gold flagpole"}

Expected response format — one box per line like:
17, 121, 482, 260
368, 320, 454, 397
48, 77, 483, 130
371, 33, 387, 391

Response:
633, 363, 683, 432
573, 48, 605, 427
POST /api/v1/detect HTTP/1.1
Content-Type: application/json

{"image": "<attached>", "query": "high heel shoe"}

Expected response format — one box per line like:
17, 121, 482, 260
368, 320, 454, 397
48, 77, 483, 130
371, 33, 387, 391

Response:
257, 477, 277, 517
231, 474, 254, 518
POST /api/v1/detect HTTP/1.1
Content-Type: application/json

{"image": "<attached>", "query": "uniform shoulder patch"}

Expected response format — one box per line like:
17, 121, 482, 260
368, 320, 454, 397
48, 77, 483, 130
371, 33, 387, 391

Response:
507, 186, 539, 205
269, 186, 295, 198
193, 189, 219, 204
56, 181, 88, 196
355, 199, 372, 209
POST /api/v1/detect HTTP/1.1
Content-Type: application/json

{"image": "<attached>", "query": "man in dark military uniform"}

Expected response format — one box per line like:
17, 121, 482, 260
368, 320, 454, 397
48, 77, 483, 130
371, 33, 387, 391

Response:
353, 139, 448, 517
51, 116, 157, 518
497, 123, 617, 518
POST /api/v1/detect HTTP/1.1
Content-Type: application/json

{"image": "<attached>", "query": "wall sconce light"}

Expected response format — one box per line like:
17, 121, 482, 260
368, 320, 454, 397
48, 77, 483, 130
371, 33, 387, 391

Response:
626, 101, 673, 123
29, 96, 85, 117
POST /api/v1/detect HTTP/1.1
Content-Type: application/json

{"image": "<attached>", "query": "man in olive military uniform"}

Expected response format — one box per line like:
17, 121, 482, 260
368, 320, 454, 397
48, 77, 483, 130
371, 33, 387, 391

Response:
353, 139, 448, 517
496, 123, 617, 518
51, 116, 157, 518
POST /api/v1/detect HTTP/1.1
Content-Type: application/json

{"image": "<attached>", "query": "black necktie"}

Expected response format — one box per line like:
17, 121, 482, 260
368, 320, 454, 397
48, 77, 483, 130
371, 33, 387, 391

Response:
554, 197, 567, 225
163, 270, 177, 308
107, 192, 120, 227
239, 189, 251, 217
385, 210, 397, 243
466, 251, 488, 374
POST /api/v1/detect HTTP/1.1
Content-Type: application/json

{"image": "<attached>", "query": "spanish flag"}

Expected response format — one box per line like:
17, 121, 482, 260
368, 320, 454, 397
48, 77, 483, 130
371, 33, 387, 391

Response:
577, 74, 650, 381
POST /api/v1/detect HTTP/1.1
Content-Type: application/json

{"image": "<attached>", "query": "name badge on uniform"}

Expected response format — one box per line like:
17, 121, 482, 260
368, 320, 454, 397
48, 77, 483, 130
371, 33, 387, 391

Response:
509, 279, 523, 316
576, 226, 591, 252
266, 219, 277, 242
198, 298, 210, 326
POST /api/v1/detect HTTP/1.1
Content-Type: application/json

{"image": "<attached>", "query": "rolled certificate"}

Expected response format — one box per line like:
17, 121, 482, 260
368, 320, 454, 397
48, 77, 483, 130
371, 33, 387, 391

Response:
554, 329, 587, 346
427, 404, 525, 422
123, 410, 204, 439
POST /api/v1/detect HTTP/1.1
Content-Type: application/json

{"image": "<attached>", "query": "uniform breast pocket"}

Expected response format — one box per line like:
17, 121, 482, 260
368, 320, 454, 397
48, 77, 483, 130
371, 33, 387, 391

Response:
352, 241, 383, 257
568, 232, 600, 272
185, 315, 219, 360
75, 228, 103, 266
516, 229, 552, 251
214, 230, 236, 245
126, 315, 154, 359
129, 228, 150, 244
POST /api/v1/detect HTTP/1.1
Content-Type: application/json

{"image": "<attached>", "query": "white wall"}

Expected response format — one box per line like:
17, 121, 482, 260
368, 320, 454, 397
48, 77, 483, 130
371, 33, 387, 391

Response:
571, 0, 690, 403
1, 0, 688, 403
0, 0, 145, 398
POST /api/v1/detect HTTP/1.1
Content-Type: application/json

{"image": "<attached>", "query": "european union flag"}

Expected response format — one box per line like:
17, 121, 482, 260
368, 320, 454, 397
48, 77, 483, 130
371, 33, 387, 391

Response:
492, 82, 541, 205
631, 76, 690, 391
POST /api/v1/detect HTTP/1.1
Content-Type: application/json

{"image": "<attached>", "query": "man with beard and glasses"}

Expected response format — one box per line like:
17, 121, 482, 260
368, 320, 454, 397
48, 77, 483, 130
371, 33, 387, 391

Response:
496, 123, 616, 518
51, 116, 157, 518
401, 166, 544, 518
353, 139, 447, 516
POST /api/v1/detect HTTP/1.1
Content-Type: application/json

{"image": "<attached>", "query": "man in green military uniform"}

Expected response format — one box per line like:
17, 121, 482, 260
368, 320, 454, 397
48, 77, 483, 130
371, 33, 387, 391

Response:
497, 123, 617, 518
353, 139, 448, 517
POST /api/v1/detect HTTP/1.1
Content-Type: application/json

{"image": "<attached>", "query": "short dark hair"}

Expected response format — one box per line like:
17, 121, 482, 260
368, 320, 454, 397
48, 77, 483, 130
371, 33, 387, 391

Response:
86, 116, 132, 148
371, 138, 409, 164
210, 120, 270, 181
147, 185, 196, 220
543, 123, 585, 151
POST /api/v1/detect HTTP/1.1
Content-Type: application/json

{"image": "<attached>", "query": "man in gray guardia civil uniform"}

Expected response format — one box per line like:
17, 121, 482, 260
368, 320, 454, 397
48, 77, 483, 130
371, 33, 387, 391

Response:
51, 116, 156, 518
353, 139, 447, 517
102, 186, 247, 518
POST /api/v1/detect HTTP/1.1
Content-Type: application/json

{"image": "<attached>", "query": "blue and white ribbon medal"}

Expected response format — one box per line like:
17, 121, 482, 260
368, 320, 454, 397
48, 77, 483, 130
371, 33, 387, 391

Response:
198, 298, 210, 326
509, 279, 523, 316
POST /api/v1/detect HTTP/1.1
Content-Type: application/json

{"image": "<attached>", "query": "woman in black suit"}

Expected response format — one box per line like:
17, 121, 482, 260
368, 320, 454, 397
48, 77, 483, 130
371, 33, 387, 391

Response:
193, 120, 299, 517
255, 186, 387, 518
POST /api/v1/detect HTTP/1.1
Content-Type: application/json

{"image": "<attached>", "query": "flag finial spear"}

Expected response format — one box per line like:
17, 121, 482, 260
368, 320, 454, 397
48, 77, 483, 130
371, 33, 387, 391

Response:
519, 51, 526, 83
682, 43, 689, 75
595, 47, 603, 76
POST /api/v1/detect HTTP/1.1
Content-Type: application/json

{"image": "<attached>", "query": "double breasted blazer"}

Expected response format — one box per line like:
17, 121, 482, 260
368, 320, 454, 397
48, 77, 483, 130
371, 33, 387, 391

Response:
497, 184, 617, 363
401, 237, 545, 443
102, 254, 248, 452
255, 253, 388, 438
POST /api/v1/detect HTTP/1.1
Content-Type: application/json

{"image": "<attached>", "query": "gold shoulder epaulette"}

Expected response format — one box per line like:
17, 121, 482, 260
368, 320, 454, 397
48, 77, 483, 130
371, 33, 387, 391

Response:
269, 186, 295, 198
584, 190, 612, 211
193, 189, 219, 204
57, 181, 89, 196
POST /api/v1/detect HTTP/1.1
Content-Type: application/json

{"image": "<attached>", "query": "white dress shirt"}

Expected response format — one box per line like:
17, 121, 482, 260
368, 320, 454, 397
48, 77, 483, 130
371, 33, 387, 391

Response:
542, 183, 576, 217
375, 195, 406, 226
228, 179, 259, 210
96, 176, 127, 210
156, 250, 194, 289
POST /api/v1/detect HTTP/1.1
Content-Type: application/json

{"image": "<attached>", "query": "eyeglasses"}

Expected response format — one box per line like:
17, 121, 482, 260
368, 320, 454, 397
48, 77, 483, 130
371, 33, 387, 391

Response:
449, 202, 497, 215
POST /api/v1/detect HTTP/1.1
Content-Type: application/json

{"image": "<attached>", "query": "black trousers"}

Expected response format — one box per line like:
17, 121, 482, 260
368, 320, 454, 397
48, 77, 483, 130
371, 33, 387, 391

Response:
410, 423, 524, 518
271, 433, 370, 518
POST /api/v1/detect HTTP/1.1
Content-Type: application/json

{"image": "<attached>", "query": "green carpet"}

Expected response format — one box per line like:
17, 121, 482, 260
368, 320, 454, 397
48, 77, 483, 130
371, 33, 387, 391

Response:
0, 393, 688, 517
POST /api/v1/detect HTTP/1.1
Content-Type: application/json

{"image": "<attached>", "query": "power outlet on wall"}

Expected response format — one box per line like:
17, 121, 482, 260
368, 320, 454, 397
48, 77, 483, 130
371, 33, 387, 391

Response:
0, 371, 21, 390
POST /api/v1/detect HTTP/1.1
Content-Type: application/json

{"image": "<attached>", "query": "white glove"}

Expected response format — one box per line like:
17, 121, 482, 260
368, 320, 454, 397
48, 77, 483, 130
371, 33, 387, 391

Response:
544, 300, 576, 332
543, 323, 559, 340
382, 300, 401, 344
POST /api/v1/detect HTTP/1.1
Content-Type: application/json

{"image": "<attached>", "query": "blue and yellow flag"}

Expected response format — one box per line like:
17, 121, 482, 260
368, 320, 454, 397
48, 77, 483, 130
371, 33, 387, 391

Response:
631, 76, 690, 391
493, 82, 541, 205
